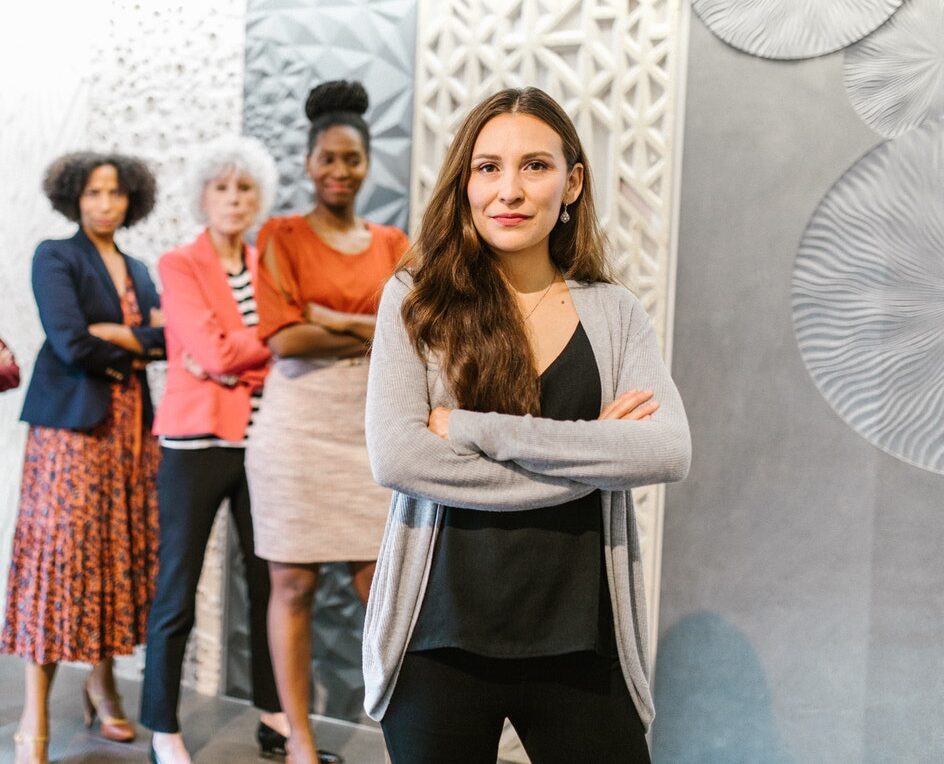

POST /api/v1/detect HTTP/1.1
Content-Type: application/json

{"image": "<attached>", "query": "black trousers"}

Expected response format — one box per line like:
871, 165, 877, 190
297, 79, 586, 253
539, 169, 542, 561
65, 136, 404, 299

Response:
140, 446, 280, 732
381, 648, 651, 764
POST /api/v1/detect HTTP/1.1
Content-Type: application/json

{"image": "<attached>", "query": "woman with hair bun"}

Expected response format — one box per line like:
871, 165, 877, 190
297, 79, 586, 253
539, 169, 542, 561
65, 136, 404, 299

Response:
2, 151, 164, 764
140, 135, 288, 764
246, 80, 408, 764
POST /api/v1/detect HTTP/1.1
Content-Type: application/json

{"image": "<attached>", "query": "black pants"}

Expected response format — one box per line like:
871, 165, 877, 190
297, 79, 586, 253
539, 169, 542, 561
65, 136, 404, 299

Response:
381, 648, 651, 763
140, 446, 280, 732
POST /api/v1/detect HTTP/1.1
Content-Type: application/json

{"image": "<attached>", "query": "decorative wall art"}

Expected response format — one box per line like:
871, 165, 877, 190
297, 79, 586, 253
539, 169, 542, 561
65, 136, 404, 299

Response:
844, 0, 944, 138
792, 120, 944, 475
692, 0, 903, 60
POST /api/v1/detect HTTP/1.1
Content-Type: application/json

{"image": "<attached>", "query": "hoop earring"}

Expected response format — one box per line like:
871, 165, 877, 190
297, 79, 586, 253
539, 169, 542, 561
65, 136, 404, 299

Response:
560, 203, 571, 224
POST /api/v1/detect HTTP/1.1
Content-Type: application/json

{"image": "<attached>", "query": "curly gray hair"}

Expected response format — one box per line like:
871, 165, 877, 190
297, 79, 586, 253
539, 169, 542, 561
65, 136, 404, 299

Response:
188, 135, 279, 225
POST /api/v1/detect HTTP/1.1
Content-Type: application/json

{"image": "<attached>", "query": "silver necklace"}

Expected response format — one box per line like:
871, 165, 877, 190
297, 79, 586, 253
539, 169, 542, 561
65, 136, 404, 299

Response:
521, 273, 557, 321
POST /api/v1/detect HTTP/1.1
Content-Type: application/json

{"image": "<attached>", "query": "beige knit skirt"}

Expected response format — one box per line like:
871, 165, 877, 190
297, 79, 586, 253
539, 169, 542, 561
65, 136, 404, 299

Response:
246, 357, 391, 563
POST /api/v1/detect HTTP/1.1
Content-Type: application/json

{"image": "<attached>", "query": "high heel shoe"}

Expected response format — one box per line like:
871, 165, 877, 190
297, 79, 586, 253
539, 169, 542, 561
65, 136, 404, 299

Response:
13, 731, 48, 764
82, 683, 136, 742
256, 722, 344, 763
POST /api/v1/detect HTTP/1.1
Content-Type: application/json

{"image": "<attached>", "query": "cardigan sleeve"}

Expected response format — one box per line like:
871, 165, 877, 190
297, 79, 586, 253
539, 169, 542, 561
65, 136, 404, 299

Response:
32, 243, 134, 379
159, 250, 270, 376
365, 274, 595, 511
446, 288, 692, 491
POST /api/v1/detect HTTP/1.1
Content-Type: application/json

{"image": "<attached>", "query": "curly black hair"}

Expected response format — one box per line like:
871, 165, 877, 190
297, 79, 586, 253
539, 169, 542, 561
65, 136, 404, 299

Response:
42, 151, 157, 228
305, 80, 371, 157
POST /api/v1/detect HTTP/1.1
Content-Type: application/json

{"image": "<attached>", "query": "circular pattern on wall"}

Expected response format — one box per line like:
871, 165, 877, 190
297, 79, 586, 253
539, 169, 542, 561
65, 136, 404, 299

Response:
792, 120, 944, 474
844, 0, 944, 137
692, 0, 903, 60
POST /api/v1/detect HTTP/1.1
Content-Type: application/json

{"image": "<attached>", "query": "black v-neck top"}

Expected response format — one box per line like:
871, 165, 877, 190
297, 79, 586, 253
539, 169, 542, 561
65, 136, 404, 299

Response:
409, 322, 616, 658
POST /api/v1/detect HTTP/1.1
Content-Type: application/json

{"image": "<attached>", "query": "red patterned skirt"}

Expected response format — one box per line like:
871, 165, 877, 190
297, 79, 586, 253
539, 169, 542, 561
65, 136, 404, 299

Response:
1, 377, 160, 664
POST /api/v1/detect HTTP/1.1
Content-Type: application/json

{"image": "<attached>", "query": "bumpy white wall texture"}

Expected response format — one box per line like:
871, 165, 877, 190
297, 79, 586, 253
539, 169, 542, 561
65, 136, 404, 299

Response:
0, 0, 247, 692
411, 0, 690, 656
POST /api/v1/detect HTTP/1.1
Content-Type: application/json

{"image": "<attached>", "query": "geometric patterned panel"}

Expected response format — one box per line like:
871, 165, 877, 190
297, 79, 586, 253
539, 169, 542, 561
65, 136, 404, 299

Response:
793, 120, 944, 475
244, 0, 417, 230
692, 0, 903, 60
844, 0, 944, 138
86, 0, 249, 691
412, 0, 690, 659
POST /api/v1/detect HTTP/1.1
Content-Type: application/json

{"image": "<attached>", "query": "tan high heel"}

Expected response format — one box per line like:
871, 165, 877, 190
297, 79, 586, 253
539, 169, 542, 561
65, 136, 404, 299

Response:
83, 683, 136, 742
13, 731, 48, 764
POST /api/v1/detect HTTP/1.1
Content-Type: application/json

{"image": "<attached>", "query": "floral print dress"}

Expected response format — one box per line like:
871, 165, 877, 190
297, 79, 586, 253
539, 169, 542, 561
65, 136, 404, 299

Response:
1, 280, 160, 663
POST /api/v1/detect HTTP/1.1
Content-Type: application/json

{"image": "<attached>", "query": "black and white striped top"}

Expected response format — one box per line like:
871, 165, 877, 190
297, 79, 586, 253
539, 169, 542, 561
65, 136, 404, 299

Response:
160, 262, 264, 450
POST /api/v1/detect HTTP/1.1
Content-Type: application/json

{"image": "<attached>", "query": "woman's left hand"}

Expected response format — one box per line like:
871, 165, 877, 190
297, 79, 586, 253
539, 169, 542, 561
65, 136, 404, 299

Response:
88, 322, 145, 354
305, 302, 348, 333
428, 406, 452, 439
88, 322, 121, 344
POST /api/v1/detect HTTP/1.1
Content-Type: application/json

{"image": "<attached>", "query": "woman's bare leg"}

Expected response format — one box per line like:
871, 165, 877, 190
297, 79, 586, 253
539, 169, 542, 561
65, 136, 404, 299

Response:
87, 656, 118, 696
268, 561, 319, 764
349, 560, 375, 606
16, 661, 56, 763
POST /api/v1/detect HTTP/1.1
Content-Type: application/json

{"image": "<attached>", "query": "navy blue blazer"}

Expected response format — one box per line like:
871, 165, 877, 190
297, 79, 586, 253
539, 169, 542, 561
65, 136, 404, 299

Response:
21, 228, 165, 431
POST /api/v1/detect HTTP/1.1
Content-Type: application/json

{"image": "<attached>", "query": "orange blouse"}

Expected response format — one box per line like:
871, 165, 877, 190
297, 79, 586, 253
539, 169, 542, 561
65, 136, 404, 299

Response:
255, 215, 409, 342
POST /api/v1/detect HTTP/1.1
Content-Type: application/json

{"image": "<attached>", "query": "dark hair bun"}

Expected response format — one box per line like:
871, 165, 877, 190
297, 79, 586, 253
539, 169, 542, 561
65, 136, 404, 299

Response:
305, 80, 369, 122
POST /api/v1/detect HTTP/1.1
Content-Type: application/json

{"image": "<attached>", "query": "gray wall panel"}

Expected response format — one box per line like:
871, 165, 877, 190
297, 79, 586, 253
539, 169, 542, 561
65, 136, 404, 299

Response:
655, 16, 943, 762
243, 0, 416, 229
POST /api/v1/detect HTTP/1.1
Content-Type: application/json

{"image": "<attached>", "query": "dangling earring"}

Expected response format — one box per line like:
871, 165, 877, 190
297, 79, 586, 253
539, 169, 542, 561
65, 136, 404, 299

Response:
560, 203, 571, 224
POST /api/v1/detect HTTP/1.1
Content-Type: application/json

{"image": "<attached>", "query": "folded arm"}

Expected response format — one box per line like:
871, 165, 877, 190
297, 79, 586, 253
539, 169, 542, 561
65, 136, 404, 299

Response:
446, 292, 692, 491
365, 275, 594, 511
160, 253, 270, 376
33, 245, 136, 378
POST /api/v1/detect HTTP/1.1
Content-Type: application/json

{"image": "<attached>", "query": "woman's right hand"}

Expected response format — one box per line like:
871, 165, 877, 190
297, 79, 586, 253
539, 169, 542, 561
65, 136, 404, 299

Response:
182, 351, 238, 387
0, 348, 13, 367
598, 390, 659, 421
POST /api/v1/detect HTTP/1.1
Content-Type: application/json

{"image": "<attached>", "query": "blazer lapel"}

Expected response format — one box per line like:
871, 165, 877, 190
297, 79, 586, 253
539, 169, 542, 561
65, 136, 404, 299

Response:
191, 230, 244, 327
73, 228, 123, 316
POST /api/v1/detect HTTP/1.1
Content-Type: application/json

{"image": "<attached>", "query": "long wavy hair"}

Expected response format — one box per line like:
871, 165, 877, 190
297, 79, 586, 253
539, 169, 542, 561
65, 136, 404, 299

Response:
401, 87, 611, 415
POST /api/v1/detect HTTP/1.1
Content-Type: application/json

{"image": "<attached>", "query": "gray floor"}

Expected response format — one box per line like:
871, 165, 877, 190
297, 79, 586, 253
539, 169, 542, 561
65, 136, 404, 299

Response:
0, 654, 386, 763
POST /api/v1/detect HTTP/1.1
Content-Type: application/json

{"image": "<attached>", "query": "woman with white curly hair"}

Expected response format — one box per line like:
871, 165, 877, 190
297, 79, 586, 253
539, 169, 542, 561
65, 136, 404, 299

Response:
140, 135, 288, 764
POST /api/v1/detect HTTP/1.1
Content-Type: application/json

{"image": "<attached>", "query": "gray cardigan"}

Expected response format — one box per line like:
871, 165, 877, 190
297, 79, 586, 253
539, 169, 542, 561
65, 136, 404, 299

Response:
363, 273, 691, 729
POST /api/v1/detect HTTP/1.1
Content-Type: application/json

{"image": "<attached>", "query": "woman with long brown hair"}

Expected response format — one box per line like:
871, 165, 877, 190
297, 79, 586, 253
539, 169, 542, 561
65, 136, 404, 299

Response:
363, 87, 691, 762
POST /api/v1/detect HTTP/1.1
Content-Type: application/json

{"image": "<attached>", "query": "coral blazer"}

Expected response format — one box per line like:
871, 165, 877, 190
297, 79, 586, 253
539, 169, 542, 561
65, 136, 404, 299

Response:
153, 230, 271, 442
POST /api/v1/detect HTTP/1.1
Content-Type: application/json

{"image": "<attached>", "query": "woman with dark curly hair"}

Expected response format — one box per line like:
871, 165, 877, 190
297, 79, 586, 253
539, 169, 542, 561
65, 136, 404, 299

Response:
246, 80, 407, 764
1, 151, 164, 764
